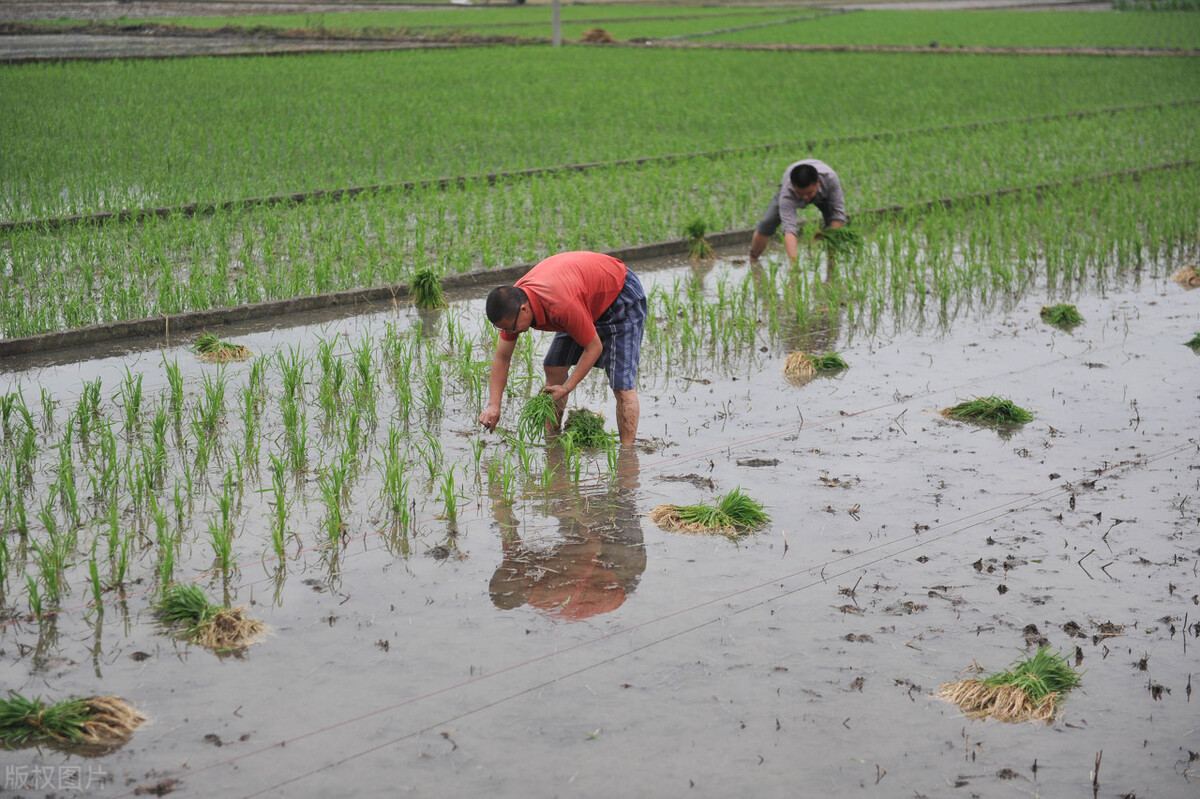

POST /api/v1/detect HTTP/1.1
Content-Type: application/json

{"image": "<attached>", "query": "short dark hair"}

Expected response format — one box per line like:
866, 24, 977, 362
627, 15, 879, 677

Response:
789, 164, 819, 190
486, 286, 527, 327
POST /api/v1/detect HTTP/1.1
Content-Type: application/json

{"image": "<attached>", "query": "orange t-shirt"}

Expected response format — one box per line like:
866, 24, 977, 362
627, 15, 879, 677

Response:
501, 251, 627, 346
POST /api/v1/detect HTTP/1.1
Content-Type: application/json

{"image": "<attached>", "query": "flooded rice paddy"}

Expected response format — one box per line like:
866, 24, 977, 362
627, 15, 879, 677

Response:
1, 249, 1197, 797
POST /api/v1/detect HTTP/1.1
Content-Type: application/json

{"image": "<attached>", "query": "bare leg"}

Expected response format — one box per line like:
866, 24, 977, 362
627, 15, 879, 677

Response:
613, 388, 639, 446
749, 230, 770, 261
544, 365, 568, 429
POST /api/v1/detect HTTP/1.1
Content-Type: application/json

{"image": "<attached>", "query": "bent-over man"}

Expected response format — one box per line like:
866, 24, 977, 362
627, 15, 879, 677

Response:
749, 158, 847, 262
479, 251, 647, 446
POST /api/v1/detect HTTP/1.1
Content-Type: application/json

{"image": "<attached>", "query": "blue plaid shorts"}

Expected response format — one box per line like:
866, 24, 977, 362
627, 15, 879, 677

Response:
543, 270, 646, 391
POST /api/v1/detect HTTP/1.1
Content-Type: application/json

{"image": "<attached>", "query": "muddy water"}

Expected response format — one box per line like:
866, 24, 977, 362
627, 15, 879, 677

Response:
1, 251, 1197, 798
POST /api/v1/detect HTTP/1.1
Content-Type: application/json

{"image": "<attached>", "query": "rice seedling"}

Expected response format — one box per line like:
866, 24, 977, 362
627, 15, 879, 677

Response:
318, 457, 350, 544
518, 392, 559, 443
782, 351, 849, 381
438, 466, 460, 521
650, 487, 770, 537
817, 225, 865, 256
411, 268, 448, 310
194, 332, 252, 363
938, 647, 1082, 723
941, 396, 1034, 425
119, 368, 144, 434
559, 408, 615, 450
154, 583, 264, 651
164, 358, 184, 427
0, 691, 145, 749
39, 388, 54, 434
1040, 303, 1084, 328
684, 218, 715, 261
1184, 332, 1200, 352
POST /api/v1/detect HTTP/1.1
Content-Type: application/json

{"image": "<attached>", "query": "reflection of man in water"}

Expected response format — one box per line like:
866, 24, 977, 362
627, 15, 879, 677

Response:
489, 450, 645, 621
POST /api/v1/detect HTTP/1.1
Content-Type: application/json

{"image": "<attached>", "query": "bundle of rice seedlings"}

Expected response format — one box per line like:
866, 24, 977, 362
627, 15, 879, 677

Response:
684, 218, 715, 261
817, 225, 864, 255
410, 268, 447, 310
517, 392, 559, 443
579, 27, 615, 43
650, 487, 769, 537
560, 408, 613, 449
783, 351, 848, 381
0, 691, 145, 749
155, 584, 265, 651
1185, 332, 1200, 352
941, 396, 1033, 425
938, 647, 1082, 723
1172, 266, 1199, 289
1040, 303, 1084, 328
194, 332, 252, 363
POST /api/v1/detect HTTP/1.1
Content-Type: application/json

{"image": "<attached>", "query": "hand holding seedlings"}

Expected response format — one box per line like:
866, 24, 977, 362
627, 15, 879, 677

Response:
749, 159, 848, 263
481, 251, 647, 445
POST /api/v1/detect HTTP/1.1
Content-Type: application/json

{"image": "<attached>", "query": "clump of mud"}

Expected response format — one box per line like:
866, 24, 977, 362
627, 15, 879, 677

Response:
579, 28, 616, 43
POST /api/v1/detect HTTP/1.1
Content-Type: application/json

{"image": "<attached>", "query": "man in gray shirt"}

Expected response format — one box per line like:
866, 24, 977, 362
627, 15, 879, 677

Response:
749, 159, 847, 262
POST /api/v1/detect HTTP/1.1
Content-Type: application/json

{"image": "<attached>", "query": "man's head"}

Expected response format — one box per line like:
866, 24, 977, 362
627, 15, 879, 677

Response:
486, 286, 531, 334
789, 164, 820, 203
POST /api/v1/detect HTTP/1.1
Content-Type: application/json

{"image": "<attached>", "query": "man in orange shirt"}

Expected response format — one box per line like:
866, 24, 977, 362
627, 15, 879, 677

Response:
479, 251, 647, 445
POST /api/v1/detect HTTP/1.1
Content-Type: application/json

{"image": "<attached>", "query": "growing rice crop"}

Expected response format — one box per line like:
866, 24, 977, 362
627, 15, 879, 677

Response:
0, 691, 145, 749
1039, 303, 1084, 328
154, 584, 265, 651
650, 487, 769, 537
194, 333, 252, 363
410, 269, 448, 310
941, 396, 1034, 425
517, 392, 560, 444
938, 647, 1082, 723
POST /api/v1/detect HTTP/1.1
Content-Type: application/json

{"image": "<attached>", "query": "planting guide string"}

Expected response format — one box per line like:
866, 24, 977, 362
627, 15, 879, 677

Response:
0, 309, 1186, 631
3, 97, 1196, 234
39, 328, 1180, 795
141, 438, 1198, 799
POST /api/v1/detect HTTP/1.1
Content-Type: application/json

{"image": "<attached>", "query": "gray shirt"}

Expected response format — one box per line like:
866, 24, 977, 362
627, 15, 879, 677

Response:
778, 158, 847, 234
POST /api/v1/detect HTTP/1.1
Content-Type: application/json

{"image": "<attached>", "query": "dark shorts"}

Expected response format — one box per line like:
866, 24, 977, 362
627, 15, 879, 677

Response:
543, 270, 646, 391
755, 192, 836, 236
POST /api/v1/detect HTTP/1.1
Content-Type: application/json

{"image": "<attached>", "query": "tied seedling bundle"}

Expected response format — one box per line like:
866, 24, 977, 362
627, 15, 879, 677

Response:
194, 332, 252, 363
1040, 303, 1083, 329
684, 218, 715, 261
0, 691, 145, 750
938, 647, 1082, 723
1172, 266, 1199, 289
155, 584, 265, 651
411, 268, 447, 310
1185, 332, 1200, 352
517, 392, 559, 444
783, 351, 848, 381
650, 487, 769, 538
941, 396, 1033, 425
816, 225, 864, 256
559, 408, 615, 449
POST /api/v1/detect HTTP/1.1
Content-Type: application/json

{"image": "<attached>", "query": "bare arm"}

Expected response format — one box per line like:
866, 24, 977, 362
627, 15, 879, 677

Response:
544, 335, 603, 402
479, 335, 518, 431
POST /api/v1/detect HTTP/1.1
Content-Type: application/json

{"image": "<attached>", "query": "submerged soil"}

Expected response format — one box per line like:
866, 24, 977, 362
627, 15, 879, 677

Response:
1, 249, 1197, 797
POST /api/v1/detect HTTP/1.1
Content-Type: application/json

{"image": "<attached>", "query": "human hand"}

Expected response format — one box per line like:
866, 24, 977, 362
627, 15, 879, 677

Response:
542, 384, 570, 404
479, 406, 500, 432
